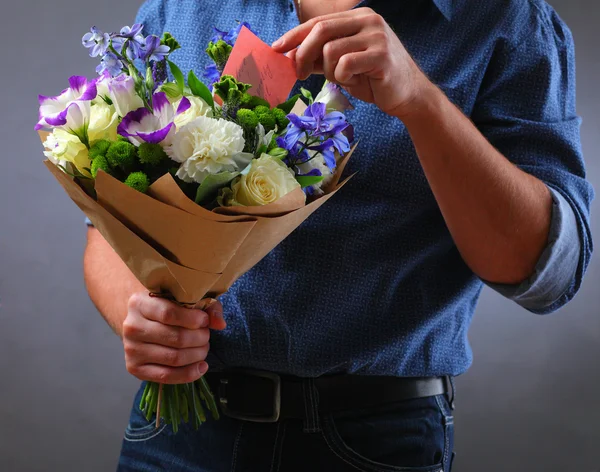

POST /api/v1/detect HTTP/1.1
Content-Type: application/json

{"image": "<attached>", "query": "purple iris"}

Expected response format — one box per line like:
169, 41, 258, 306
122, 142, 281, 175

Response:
141, 36, 170, 62
112, 24, 145, 60
203, 62, 221, 86
118, 92, 189, 147
96, 52, 124, 77
82, 27, 110, 58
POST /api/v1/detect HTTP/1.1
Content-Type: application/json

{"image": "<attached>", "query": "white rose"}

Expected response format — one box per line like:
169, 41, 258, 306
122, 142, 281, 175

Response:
229, 154, 303, 206
88, 102, 119, 143
44, 129, 91, 177
166, 116, 253, 184
174, 96, 213, 128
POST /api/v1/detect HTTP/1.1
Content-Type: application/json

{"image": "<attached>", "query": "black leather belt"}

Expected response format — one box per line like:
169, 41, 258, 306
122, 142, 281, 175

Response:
205, 369, 452, 423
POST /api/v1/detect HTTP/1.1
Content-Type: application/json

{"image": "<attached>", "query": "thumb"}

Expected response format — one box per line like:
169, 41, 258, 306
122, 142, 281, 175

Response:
202, 298, 227, 331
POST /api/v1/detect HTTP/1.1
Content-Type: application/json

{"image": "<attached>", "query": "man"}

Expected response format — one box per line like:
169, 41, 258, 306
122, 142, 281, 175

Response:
84, 0, 594, 470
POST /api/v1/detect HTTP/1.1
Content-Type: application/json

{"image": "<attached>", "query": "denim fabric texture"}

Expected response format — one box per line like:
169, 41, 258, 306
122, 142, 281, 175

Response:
118, 382, 455, 472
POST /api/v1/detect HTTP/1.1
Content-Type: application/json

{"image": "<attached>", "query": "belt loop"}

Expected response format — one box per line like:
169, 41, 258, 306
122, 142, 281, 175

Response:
302, 378, 321, 433
444, 376, 455, 410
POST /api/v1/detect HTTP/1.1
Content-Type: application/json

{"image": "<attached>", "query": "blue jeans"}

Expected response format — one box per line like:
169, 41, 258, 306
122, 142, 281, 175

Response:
118, 381, 455, 472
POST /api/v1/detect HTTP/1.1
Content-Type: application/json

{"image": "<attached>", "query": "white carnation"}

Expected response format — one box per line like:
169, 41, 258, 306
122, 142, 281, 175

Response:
166, 116, 253, 184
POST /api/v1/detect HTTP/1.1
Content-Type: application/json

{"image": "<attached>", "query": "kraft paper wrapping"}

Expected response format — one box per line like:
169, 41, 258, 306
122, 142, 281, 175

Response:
143, 145, 358, 296
95, 170, 256, 273
41, 136, 356, 304
44, 160, 221, 303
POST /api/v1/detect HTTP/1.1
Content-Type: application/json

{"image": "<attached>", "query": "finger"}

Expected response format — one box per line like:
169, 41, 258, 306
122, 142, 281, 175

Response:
129, 361, 209, 385
130, 293, 209, 330
205, 299, 227, 331
123, 317, 210, 348
125, 342, 210, 368
322, 35, 369, 83
294, 18, 363, 80
286, 48, 298, 63
335, 50, 380, 84
272, 8, 372, 52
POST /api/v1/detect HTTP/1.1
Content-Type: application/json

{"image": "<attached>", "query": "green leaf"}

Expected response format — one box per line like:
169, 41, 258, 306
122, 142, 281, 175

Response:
195, 171, 240, 204
168, 61, 185, 93
296, 175, 325, 188
188, 70, 214, 109
256, 144, 268, 157
300, 88, 314, 105
276, 94, 301, 114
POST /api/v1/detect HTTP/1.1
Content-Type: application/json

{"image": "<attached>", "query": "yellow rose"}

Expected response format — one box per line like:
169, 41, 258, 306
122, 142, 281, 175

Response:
44, 129, 91, 177
174, 96, 213, 129
88, 102, 119, 143
230, 154, 303, 206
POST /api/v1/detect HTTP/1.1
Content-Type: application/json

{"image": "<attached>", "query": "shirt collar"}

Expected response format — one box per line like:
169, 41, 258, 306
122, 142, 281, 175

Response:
432, 0, 452, 20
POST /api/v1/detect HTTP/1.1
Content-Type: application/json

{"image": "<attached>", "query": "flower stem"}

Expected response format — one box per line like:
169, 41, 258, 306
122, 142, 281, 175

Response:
155, 383, 163, 428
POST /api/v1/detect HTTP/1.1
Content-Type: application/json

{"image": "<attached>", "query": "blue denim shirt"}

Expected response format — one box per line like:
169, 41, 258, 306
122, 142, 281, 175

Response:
129, 0, 594, 377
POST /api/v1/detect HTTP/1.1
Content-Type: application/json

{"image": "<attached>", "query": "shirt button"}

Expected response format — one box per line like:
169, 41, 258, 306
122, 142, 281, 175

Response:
289, 2, 294, 12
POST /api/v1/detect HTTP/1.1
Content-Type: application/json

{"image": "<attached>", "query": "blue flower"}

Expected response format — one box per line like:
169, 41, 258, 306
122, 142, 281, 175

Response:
285, 103, 349, 147
141, 35, 170, 62
117, 23, 144, 40
281, 102, 351, 172
82, 27, 110, 58
210, 27, 230, 44
211, 22, 257, 46
96, 52, 124, 77
203, 62, 221, 86
112, 24, 146, 60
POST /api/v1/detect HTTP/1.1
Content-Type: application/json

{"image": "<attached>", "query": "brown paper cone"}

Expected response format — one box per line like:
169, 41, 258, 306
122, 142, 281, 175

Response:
42, 124, 357, 304
95, 170, 256, 273
44, 160, 222, 303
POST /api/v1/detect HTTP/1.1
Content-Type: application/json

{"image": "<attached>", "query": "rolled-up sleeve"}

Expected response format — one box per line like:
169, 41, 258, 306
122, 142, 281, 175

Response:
486, 187, 580, 311
472, 6, 594, 314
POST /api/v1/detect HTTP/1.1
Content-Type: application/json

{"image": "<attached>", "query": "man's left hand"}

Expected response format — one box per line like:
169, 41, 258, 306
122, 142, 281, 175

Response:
272, 8, 430, 118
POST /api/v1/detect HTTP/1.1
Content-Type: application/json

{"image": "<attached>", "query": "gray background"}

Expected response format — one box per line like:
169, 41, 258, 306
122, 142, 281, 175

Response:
1, 0, 597, 471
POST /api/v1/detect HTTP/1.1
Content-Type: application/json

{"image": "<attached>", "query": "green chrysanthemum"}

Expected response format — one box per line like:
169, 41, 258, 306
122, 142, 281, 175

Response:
124, 171, 150, 193
90, 155, 111, 179
237, 109, 259, 130
138, 142, 168, 167
88, 139, 112, 160
106, 141, 137, 172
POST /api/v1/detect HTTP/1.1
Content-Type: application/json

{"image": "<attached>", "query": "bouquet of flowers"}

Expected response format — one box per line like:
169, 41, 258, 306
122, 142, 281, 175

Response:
37, 22, 356, 432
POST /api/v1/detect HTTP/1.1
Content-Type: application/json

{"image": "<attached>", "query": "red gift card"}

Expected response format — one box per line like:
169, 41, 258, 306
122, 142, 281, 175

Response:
221, 26, 298, 107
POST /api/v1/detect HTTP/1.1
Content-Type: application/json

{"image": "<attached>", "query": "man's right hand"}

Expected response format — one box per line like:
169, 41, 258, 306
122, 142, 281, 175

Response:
122, 292, 226, 384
